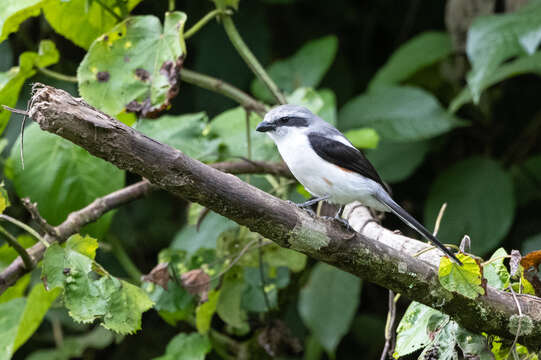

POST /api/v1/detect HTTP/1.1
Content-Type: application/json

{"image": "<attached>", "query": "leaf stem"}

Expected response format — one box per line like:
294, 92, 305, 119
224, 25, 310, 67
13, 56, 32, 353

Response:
37, 67, 78, 83
184, 9, 227, 39
180, 68, 267, 116
169, 0, 175, 12
0, 226, 34, 270
221, 15, 287, 105
93, 0, 123, 21
109, 235, 142, 284
0, 214, 49, 248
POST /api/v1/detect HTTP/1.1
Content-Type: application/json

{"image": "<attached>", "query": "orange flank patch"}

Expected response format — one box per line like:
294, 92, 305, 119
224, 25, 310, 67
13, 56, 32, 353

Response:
322, 177, 333, 186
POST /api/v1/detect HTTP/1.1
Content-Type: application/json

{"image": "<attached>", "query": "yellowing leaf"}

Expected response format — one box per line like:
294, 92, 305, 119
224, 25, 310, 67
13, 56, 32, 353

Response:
438, 254, 484, 299
66, 234, 99, 260
195, 289, 220, 334
0, 183, 9, 214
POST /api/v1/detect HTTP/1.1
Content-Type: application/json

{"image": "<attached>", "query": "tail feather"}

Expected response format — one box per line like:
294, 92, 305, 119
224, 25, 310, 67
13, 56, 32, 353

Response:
374, 191, 462, 266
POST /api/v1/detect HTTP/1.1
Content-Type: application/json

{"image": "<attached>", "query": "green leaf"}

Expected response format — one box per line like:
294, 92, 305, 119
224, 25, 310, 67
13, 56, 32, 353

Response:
66, 234, 98, 260
0, 298, 26, 360
217, 269, 248, 330
418, 320, 458, 360
251, 36, 338, 103
466, 1, 541, 102
394, 301, 447, 357
135, 112, 222, 162
0, 40, 59, 135
242, 265, 290, 312
365, 140, 430, 183
484, 248, 510, 290
172, 210, 238, 256
438, 254, 484, 299
195, 289, 220, 334
450, 51, 541, 113
425, 157, 515, 254
144, 280, 194, 314
42, 237, 153, 334
13, 284, 61, 351
343, 128, 379, 149
0, 235, 35, 271
25, 327, 115, 360
318, 88, 337, 126
0, 274, 30, 303
43, 0, 142, 49
0, 0, 45, 42
10, 123, 124, 238
339, 86, 466, 141
298, 262, 361, 355
210, 107, 279, 161
263, 243, 307, 273
78, 12, 187, 117
369, 32, 453, 90
153, 332, 211, 360
0, 183, 9, 214
511, 155, 541, 207
455, 327, 493, 359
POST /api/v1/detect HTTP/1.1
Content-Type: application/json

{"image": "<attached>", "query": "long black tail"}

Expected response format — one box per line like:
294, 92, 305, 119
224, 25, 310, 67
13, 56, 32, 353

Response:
374, 191, 462, 266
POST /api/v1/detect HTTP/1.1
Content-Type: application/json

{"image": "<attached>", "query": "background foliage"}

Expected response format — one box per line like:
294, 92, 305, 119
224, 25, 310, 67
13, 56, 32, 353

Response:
0, 0, 540, 359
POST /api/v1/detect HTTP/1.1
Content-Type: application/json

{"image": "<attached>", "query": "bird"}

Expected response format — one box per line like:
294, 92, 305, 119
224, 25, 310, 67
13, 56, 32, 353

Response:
256, 104, 462, 265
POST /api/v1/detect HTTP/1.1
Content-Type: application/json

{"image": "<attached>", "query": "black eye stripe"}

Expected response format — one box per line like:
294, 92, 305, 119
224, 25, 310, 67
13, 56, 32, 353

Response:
276, 116, 308, 127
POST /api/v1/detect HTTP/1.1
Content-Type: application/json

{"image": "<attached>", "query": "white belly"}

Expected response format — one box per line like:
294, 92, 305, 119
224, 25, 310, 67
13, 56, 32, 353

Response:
271, 130, 387, 210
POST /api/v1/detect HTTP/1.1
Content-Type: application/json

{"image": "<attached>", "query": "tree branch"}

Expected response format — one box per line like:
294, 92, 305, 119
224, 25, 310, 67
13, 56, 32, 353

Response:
9, 84, 541, 346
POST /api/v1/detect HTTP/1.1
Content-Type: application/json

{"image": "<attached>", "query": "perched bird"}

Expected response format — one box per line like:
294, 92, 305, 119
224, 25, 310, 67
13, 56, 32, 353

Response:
256, 104, 462, 265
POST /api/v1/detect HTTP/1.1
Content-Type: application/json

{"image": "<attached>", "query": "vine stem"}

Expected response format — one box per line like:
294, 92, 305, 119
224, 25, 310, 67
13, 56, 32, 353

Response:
37, 67, 77, 83
221, 15, 287, 105
169, 0, 175, 11
0, 226, 33, 270
184, 9, 228, 39
109, 235, 142, 284
0, 214, 48, 248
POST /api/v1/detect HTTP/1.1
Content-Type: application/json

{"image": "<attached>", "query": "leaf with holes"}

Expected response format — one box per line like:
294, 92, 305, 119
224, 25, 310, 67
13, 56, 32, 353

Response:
438, 254, 484, 299
78, 12, 187, 117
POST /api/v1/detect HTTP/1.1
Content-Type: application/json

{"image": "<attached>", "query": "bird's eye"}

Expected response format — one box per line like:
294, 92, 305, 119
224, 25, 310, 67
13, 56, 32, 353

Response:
279, 117, 289, 124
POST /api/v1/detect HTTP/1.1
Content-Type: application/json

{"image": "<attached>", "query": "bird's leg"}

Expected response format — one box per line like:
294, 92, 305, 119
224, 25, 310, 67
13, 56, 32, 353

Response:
331, 205, 353, 231
294, 195, 330, 209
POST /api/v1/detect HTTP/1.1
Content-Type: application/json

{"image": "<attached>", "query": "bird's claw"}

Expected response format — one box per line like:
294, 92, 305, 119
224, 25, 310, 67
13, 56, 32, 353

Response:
287, 200, 316, 216
323, 216, 354, 232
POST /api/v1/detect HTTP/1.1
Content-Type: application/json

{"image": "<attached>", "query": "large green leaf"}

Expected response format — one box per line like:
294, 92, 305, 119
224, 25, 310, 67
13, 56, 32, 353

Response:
26, 327, 115, 360
0, 298, 26, 360
438, 254, 484, 299
466, 1, 541, 102
153, 332, 211, 360
195, 290, 220, 334
450, 51, 541, 113
78, 12, 187, 117
484, 248, 510, 290
251, 35, 338, 103
298, 262, 361, 355
0, 0, 45, 42
43, 0, 142, 49
135, 112, 222, 162
41, 236, 153, 334
10, 123, 124, 238
171, 210, 238, 256
424, 157, 515, 255
216, 268, 248, 330
338, 86, 466, 142
0, 40, 59, 135
241, 265, 290, 312
369, 32, 453, 90
394, 301, 447, 357
365, 140, 430, 183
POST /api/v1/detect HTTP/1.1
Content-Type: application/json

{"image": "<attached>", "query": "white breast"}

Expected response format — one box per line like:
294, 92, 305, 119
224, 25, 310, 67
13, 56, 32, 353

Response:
269, 128, 386, 210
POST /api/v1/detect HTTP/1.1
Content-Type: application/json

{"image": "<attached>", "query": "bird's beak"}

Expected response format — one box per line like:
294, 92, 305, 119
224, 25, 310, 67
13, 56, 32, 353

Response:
256, 120, 276, 132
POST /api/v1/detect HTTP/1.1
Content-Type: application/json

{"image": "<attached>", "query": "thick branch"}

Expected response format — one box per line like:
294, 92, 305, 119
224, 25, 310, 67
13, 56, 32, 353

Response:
13, 85, 541, 346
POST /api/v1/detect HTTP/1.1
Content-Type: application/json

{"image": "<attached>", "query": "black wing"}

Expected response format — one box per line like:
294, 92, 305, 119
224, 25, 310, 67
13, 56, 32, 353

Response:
308, 133, 387, 191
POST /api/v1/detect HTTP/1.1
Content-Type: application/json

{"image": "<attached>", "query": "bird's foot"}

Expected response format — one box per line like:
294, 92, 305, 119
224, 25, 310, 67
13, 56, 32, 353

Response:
323, 215, 354, 232
287, 200, 316, 216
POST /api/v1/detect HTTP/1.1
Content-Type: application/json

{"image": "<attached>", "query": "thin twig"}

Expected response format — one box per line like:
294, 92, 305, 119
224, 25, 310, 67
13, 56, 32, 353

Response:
0, 226, 34, 270
37, 67, 78, 83
507, 285, 523, 360
433, 202, 447, 236
1, 105, 29, 116
21, 198, 57, 236
258, 237, 272, 311
221, 16, 287, 105
94, 0, 122, 21
0, 214, 48, 247
380, 290, 398, 360
184, 9, 230, 39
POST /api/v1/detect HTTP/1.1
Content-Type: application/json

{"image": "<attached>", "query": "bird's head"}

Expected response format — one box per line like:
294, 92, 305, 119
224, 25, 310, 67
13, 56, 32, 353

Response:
256, 105, 316, 140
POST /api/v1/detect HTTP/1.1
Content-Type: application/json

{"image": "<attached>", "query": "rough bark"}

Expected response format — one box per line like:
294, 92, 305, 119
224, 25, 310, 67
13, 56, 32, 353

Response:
8, 84, 541, 346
